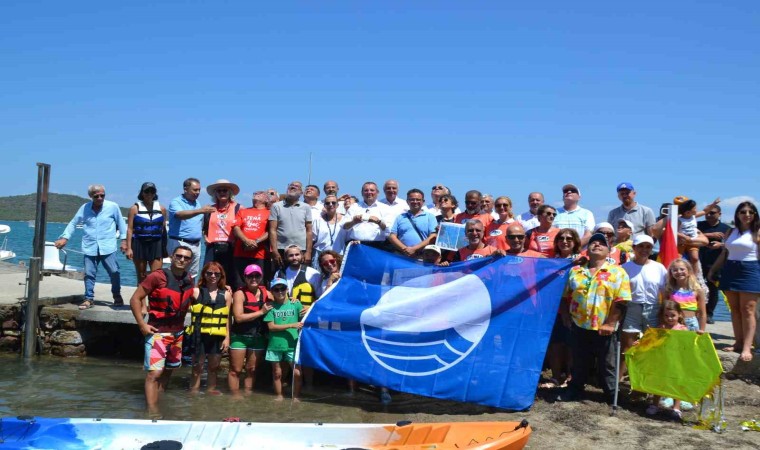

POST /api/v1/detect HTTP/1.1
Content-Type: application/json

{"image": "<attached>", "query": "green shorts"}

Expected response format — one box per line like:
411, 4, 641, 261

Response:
229, 334, 266, 351
265, 349, 295, 362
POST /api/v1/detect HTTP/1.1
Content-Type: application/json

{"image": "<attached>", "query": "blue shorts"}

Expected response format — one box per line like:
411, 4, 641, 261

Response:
622, 303, 659, 333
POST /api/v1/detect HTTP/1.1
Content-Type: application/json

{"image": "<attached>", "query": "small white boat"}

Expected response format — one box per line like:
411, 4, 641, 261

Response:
0, 416, 533, 450
0, 224, 16, 261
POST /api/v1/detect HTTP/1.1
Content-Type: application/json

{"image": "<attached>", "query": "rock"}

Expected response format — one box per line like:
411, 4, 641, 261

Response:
39, 314, 59, 330
2, 319, 19, 330
0, 336, 20, 351
0, 306, 19, 323
51, 344, 85, 357
49, 330, 83, 345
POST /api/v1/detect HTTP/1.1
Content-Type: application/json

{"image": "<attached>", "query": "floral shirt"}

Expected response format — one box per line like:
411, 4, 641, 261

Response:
562, 262, 632, 330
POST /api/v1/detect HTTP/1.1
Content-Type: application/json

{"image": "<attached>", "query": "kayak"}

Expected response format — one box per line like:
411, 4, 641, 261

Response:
0, 416, 532, 449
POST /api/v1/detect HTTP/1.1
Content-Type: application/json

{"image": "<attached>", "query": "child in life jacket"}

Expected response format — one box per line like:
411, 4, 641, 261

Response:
188, 262, 232, 394
228, 264, 273, 396
264, 277, 303, 401
646, 300, 689, 420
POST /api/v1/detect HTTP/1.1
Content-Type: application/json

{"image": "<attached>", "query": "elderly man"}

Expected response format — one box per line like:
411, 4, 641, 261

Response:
481, 194, 499, 220
553, 184, 595, 246
130, 245, 195, 415
56, 184, 128, 309
323, 180, 347, 214
518, 192, 544, 232
344, 181, 394, 251
606, 182, 656, 237
167, 178, 214, 278
388, 189, 438, 258
269, 181, 313, 268
379, 179, 409, 215
455, 219, 503, 261
558, 233, 631, 403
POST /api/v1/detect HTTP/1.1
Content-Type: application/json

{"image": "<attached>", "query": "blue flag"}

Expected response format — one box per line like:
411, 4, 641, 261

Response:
297, 245, 571, 410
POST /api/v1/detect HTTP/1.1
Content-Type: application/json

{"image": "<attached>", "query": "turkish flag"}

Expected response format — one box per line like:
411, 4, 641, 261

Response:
659, 212, 679, 269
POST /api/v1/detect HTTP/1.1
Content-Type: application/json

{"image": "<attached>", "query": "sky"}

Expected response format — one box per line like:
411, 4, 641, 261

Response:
1, 1, 758, 221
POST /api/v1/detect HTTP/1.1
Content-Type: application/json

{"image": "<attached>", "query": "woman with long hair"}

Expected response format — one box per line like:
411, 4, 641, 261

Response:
485, 196, 517, 251
189, 261, 232, 394
709, 201, 760, 361
126, 182, 166, 310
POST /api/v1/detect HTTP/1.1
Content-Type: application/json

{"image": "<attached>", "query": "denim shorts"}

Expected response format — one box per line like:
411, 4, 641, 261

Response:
622, 303, 659, 333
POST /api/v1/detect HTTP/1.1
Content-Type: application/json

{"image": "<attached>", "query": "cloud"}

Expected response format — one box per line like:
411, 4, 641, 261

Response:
719, 196, 758, 211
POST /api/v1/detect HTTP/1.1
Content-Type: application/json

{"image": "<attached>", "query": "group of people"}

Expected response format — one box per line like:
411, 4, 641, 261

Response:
57, 179, 760, 417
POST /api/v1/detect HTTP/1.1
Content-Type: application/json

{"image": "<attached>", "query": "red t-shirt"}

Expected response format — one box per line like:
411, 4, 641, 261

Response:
233, 208, 270, 259
485, 219, 515, 251
528, 228, 560, 257
455, 211, 493, 228
458, 245, 498, 261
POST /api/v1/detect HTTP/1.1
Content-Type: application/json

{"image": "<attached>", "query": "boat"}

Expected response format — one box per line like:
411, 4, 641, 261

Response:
0, 224, 16, 261
0, 416, 532, 449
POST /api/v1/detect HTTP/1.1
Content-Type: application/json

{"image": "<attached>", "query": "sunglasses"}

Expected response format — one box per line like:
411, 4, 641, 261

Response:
599, 232, 615, 237
174, 254, 192, 261
142, 189, 156, 194
432, 185, 444, 190
544, 212, 557, 217
321, 258, 338, 266
324, 201, 337, 206
92, 194, 105, 199
245, 273, 262, 278
495, 203, 510, 208
706, 211, 719, 216
272, 287, 288, 293
205, 271, 221, 277
563, 189, 578, 194
739, 210, 756, 216
216, 188, 229, 193
507, 234, 525, 239
557, 236, 574, 242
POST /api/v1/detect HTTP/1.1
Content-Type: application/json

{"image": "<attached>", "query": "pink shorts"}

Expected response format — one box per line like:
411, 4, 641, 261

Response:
144, 331, 184, 371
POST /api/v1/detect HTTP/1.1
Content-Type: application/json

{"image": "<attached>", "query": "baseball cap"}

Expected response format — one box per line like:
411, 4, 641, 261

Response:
423, 244, 442, 254
588, 233, 610, 249
562, 184, 580, 195
243, 264, 263, 276
140, 182, 157, 192
617, 219, 634, 229
616, 182, 634, 191
270, 278, 288, 289
633, 235, 654, 246
593, 222, 614, 233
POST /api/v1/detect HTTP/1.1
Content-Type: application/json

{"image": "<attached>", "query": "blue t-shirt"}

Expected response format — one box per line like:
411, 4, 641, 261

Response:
168, 195, 203, 240
391, 211, 438, 247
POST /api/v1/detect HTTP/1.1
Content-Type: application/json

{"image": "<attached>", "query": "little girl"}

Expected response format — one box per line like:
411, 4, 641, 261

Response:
663, 259, 707, 333
263, 278, 303, 401
646, 300, 689, 419
677, 199, 701, 275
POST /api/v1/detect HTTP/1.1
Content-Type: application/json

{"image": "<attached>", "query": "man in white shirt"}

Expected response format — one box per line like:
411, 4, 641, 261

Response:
344, 181, 394, 251
620, 234, 667, 375
553, 184, 595, 245
303, 184, 324, 217
518, 192, 544, 232
481, 194, 499, 220
379, 179, 409, 215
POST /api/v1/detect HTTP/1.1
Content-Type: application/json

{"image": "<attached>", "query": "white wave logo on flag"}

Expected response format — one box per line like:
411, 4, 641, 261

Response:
359, 273, 491, 376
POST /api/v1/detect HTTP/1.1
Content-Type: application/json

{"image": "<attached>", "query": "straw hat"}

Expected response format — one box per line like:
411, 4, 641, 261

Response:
206, 179, 240, 196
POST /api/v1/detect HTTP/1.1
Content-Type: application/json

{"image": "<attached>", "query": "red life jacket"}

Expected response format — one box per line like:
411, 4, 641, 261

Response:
230, 286, 269, 337
148, 268, 194, 331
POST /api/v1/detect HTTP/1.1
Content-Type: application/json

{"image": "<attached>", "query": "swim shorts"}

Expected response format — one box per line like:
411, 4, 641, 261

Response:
265, 349, 295, 363
144, 331, 184, 371
230, 334, 267, 351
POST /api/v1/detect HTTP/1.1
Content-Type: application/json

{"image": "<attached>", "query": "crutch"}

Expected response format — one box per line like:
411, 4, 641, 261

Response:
611, 338, 621, 416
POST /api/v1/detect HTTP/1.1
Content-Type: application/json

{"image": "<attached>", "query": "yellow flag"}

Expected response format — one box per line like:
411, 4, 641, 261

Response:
625, 328, 722, 404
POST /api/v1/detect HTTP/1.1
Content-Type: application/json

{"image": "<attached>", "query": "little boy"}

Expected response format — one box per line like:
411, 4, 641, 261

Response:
263, 278, 303, 401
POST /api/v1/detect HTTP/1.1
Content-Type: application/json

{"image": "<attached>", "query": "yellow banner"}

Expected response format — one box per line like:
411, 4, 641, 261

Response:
625, 328, 722, 404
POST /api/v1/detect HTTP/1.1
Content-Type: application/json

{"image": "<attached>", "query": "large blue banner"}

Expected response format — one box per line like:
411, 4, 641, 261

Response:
297, 244, 571, 410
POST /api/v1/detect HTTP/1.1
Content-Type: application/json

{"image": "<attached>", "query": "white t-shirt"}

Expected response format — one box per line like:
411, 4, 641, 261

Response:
346, 201, 394, 241
622, 260, 667, 305
282, 265, 321, 295
312, 214, 348, 254
379, 197, 410, 215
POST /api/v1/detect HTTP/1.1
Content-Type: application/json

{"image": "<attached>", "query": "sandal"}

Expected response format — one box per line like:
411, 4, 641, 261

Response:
539, 378, 561, 389
78, 300, 94, 310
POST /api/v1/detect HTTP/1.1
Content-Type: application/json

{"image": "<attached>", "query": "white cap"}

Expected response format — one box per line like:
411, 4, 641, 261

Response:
633, 235, 654, 246
423, 244, 442, 254
594, 222, 614, 232
617, 219, 634, 229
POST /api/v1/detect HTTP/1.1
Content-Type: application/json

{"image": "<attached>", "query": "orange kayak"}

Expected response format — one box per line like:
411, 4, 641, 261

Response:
0, 416, 532, 449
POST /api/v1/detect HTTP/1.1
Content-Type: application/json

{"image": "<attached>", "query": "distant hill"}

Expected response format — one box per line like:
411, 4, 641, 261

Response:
0, 193, 130, 222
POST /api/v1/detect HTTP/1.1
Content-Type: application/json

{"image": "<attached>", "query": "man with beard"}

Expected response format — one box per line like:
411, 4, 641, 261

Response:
269, 181, 313, 268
